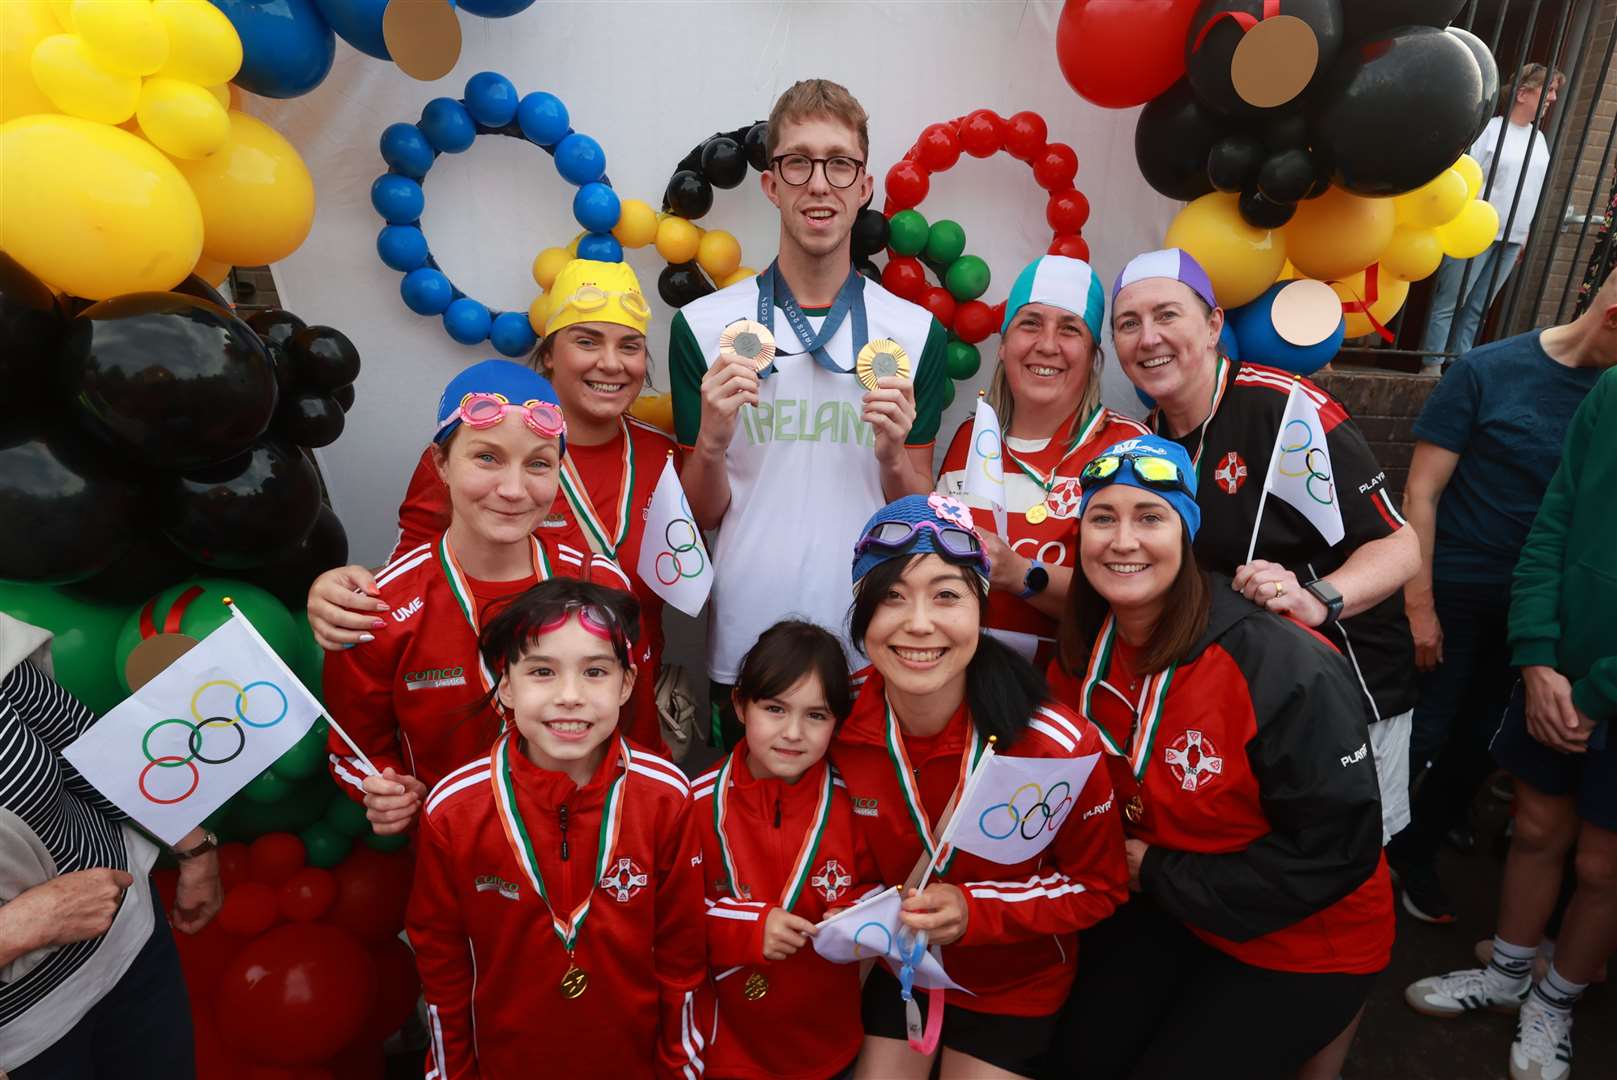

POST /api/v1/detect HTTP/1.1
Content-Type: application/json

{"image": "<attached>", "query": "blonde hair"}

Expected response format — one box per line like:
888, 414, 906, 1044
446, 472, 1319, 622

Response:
986, 331, 1105, 440
1519, 63, 1565, 92
766, 79, 870, 160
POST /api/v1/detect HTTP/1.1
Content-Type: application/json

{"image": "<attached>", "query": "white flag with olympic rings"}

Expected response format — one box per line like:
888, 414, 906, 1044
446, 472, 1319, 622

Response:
637, 456, 715, 618
945, 750, 1102, 865
812, 886, 965, 991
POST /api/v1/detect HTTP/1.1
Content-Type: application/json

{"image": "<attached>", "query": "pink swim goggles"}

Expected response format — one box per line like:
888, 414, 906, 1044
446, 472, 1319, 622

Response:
436, 392, 567, 441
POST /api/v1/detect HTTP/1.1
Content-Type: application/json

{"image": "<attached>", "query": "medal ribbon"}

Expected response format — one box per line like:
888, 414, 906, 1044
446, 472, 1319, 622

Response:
490, 730, 628, 952
437, 532, 552, 694
1076, 614, 1177, 781
556, 418, 636, 558
713, 753, 835, 911
757, 260, 869, 375
883, 703, 984, 875
1003, 404, 1108, 505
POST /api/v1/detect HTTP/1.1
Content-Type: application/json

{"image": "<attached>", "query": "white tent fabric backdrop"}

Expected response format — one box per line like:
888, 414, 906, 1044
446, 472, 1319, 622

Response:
250, 0, 1179, 565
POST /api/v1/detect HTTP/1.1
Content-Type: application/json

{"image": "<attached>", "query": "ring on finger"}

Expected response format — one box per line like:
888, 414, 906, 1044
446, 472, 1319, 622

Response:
1272, 581, 1285, 597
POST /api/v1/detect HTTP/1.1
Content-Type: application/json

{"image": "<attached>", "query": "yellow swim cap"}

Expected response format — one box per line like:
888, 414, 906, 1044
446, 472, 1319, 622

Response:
542, 259, 652, 338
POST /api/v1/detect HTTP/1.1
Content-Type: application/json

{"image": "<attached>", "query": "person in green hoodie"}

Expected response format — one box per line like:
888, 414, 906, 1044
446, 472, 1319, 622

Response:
1404, 274, 1617, 1080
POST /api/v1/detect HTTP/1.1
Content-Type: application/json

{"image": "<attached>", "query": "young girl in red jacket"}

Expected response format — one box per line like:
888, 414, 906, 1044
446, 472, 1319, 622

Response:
832, 493, 1128, 1080
407, 578, 707, 1079
692, 620, 882, 1080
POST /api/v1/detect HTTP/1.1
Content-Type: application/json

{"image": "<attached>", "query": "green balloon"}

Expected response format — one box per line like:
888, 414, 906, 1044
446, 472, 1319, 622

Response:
300, 820, 352, 869
887, 210, 930, 256
224, 776, 331, 838
945, 255, 991, 302
365, 829, 410, 853
0, 583, 133, 716
946, 340, 982, 381
289, 610, 326, 701
322, 793, 371, 839
270, 723, 328, 781
241, 767, 293, 805
941, 377, 956, 410
113, 579, 298, 695
924, 220, 967, 267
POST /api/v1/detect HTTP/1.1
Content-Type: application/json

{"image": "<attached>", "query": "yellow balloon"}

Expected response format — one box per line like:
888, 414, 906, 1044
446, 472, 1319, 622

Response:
566, 232, 581, 257
136, 76, 227, 158
1434, 199, 1500, 260
1393, 169, 1468, 229
152, 0, 241, 86
204, 82, 229, 108
1380, 227, 1444, 282
1162, 192, 1285, 309
1276, 260, 1302, 281
1330, 266, 1409, 338
0, 113, 202, 298
2, 0, 62, 121
1453, 154, 1483, 201
49, 0, 76, 30
611, 198, 658, 249
173, 109, 315, 265
719, 266, 757, 289
627, 392, 675, 435
528, 293, 549, 335
1283, 186, 1395, 282
531, 246, 571, 290
31, 33, 139, 123
72, 0, 169, 77
655, 216, 701, 265
191, 253, 231, 286
696, 229, 742, 280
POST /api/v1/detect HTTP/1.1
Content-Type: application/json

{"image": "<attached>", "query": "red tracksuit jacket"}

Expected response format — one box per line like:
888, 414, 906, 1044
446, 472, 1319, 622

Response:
322, 531, 633, 800
691, 747, 882, 1080
407, 737, 708, 1079
831, 671, 1128, 1017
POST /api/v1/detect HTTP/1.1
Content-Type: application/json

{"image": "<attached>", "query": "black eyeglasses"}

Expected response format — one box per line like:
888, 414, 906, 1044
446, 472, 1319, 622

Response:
770, 154, 866, 189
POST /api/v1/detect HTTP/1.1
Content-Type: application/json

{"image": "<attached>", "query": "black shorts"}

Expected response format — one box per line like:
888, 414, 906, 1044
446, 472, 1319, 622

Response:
861, 964, 1057, 1077
1492, 680, 1617, 831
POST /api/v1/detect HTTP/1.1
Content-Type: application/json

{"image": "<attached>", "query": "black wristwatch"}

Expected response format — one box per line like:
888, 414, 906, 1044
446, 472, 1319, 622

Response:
1018, 560, 1050, 600
1304, 578, 1344, 626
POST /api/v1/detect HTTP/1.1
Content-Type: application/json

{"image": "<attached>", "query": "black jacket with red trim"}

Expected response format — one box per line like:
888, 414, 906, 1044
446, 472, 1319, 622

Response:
1049, 582, 1394, 975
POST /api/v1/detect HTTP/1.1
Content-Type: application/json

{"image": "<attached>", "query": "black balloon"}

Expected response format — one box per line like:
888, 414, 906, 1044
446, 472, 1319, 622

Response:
1264, 114, 1311, 152
1135, 77, 1228, 201
246, 308, 308, 351
700, 136, 749, 189
64, 521, 200, 603
240, 503, 349, 609
1343, 0, 1465, 42
1313, 26, 1488, 196
1258, 148, 1317, 204
0, 420, 137, 583
162, 438, 322, 569
856, 259, 882, 285
1239, 185, 1297, 228
276, 391, 346, 448
1207, 134, 1264, 192
333, 383, 355, 413
744, 122, 770, 173
665, 170, 715, 219
851, 208, 890, 259
61, 293, 278, 469
170, 273, 231, 309
1446, 27, 1501, 142
658, 263, 715, 309
0, 252, 66, 392
288, 326, 360, 390
1186, 0, 1344, 117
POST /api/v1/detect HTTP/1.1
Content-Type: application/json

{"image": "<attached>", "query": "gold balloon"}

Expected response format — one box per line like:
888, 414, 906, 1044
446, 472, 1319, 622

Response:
0, 113, 203, 298
1393, 169, 1468, 229
191, 254, 232, 287
655, 216, 701, 265
696, 229, 742, 280
719, 266, 758, 289
1380, 227, 1444, 282
174, 109, 315, 265
72, 0, 170, 77
152, 0, 242, 86
31, 33, 140, 124
531, 246, 571, 290
1434, 200, 1500, 260
1283, 186, 1395, 282
1453, 154, 1484, 202
611, 198, 658, 249
137, 76, 229, 159
2, 0, 62, 121
627, 392, 675, 435
1330, 266, 1409, 339
1162, 192, 1286, 309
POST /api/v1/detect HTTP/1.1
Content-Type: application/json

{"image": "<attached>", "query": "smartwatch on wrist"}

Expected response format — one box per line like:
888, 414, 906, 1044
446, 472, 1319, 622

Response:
172, 830, 218, 862
1018, 560, 1050, 601
1304, 578, 1344, 626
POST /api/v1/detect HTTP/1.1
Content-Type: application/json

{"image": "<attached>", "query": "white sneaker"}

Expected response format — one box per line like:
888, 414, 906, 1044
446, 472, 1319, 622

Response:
1405, 967, 1530, 1017
1510, 996, 1573, 1080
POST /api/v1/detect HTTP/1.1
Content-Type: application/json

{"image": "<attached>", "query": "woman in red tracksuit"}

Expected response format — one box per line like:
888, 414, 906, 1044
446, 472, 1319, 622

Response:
407, 578, 707, 1079
693, 620, 883, 1080
832, 493, 1128, 1079
1046, 434, 1393, 1079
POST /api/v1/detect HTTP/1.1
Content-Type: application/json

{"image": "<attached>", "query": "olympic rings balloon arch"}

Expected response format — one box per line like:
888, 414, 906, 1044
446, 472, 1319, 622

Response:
138, 676, 291, 805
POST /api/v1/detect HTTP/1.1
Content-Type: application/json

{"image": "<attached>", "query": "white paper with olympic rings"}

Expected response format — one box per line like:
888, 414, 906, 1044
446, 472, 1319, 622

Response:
63, 614, 323, 845
637, 455, 714, 618
942, 748, 1102, 865
811, 887, 965, 992
963, 397, 1007, 512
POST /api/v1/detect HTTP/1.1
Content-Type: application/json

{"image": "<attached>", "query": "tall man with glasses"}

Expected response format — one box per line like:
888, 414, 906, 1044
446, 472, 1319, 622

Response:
670, 79, 949, 748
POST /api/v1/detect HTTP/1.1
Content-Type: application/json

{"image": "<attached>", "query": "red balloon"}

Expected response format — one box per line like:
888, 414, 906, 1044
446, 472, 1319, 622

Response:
248, 833, 306, 887
881, 257, 928, 303
1056, 0, 1201, 109
217, 841, 250, 892
914, 123, 961, 173
1046, 189, 1092, 234
1003, 111, 1049, 162
954, 300, 996, 345
218, 882, 281, 937
217, 923, 377, 1066
173, 917, 247, 1003
919, 286, 957, 329
884, 161, 930, 211
324, 845, 414, 944
278, 866, 337, 922
152, 866, 180, 912
357, 936, 423, 1045
325, 1043, 386, 1080
958, 110, 1004, 158
1033, 144, 1080, 192
1049, 234, 1092, 261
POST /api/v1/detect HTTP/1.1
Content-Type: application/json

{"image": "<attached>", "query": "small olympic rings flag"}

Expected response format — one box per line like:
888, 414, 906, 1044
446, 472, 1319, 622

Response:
811, 886, 964, 992
64, 605, 332, 846
964, 396, 1007, 511
637, 455, 715, 618
944, 747, 1101, 865
1246, 378, 1345, 563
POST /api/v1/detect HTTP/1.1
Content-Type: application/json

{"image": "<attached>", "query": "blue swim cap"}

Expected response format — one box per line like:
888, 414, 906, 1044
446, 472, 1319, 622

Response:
1077, 433, 1201, 540
434, 359, 565, 453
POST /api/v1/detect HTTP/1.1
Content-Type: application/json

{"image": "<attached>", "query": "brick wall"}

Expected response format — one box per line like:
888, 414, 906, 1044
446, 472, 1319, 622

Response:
1313, 369, 1437, 505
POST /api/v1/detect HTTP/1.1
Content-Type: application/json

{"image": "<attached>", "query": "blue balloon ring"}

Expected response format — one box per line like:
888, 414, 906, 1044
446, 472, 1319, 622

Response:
371, 72, 622, 357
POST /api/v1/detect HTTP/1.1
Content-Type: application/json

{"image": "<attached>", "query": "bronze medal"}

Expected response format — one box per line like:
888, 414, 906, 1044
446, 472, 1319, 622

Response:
1124, 795, 1145, 824
1025, 502, 1049, 526
855, 339, 911, 391
719, 319, 777, 372
560, 964, 589, 999
742, 971, 769, 1001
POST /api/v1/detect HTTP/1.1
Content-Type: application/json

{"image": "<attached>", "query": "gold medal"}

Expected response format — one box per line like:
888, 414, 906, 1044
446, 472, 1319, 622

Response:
855, 339, 911, 391
1124, 795, 1145, 824
719, 319, 777, 372
1025, 503, 1049, 525
560, 964, 589, 999
742, 971, 770, 1001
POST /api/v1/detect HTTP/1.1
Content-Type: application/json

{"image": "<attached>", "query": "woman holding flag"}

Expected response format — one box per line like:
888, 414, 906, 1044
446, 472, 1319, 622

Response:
833, 493, 1126, 1079
936, 255, 1146, 669
1046, 433, 1393, 1079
